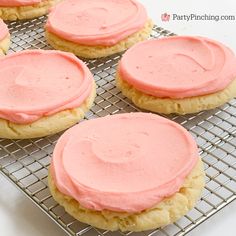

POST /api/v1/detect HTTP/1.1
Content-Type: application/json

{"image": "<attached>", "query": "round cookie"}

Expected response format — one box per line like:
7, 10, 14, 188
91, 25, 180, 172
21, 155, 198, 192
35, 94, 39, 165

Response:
0, 0, 61, 21
45, 0, 153, 59
117, 36, 236, 114
0, 19, 10, 55
0, 50, 96, 139
49, 113, 205, 232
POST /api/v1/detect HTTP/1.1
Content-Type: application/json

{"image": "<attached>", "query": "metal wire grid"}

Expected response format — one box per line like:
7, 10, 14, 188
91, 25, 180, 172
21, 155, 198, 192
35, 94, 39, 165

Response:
0, 15, 235, 236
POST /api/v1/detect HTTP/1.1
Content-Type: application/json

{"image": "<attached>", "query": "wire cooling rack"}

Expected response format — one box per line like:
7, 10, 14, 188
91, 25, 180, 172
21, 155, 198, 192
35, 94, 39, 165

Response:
0, 15, 236, 236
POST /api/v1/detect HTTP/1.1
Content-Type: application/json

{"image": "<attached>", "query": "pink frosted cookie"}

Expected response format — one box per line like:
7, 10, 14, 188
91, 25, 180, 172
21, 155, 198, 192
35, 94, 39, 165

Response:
49, 112, 205, 232
0, 50, 96, 139
45, 0, 153, 58
0, 19, 10, 54
0, 0, 61, 20
117, 36, 236, 114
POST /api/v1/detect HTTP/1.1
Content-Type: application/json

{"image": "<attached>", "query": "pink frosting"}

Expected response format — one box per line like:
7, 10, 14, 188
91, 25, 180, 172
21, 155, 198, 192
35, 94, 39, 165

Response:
51, 113, 199, 213
119, 36, 236, 98
0, 0, 41, 6
46, 0, 148, 46
0, 50, 93, 124
0, 19, 9, 40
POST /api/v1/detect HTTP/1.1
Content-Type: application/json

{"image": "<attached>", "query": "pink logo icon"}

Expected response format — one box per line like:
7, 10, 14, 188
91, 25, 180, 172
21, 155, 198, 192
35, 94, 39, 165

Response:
161, 13, 170, 22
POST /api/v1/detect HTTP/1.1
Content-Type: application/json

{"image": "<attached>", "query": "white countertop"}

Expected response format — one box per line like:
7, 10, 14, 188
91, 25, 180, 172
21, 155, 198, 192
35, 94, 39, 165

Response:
1, 0, 236, 235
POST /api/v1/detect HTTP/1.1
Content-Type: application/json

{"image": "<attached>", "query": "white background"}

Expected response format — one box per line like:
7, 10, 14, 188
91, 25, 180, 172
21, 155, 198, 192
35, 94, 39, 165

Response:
1, 0, 236, 235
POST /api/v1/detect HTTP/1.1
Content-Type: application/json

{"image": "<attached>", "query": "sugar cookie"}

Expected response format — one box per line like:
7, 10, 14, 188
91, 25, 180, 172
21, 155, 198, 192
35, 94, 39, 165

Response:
117, 36, 236, 114
45, 0, 153, 58
0, 19, 10, 55
0, 0, 61, 21
0, 50, 96, 139
49, 113, 205, 231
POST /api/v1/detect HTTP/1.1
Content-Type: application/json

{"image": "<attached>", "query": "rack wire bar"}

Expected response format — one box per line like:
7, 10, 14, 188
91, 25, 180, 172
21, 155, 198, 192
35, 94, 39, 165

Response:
0, 16, 235, 236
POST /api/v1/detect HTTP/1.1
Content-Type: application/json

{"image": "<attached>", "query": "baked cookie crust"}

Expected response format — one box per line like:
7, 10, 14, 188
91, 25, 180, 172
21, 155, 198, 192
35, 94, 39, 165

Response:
0, 82, 96, 139
116, 73, 236, 115
45, 20, 154, 59
0, 0, 61, 21
48, 158, 205, 232
0, 34, 10, 55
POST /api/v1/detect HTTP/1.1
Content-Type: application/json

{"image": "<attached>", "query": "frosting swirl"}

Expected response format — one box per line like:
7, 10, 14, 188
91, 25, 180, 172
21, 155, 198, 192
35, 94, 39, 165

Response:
0, 19, 9, 40
46, 0, 148, 46
0, 0, 41, 6
119, 36, 236, 98
0, 50, 93, 124
51, 113, 198, 212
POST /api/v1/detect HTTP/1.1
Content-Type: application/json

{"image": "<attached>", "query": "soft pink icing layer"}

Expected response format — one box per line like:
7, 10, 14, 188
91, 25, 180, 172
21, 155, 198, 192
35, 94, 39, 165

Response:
0, 0, 41, 7
51, 113, 199, 213
119, 36, 236, 98
0, 19, 9, 40
46, 0, 148, 46
0, 50, 93, 124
